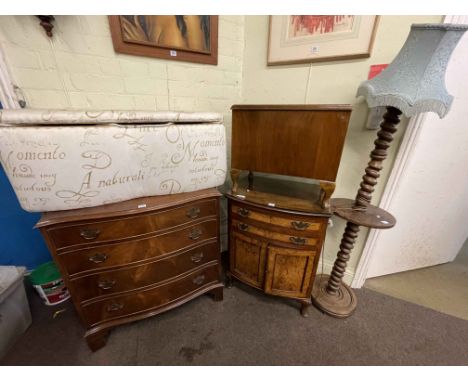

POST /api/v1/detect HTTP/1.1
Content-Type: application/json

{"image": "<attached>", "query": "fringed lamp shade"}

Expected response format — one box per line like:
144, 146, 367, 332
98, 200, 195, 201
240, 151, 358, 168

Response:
357, 24, 468, 118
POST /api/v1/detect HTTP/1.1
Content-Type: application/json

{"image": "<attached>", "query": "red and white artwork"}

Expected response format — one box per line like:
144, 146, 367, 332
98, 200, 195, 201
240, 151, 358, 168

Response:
289, 16, 355, 37
268, 15, 378, 64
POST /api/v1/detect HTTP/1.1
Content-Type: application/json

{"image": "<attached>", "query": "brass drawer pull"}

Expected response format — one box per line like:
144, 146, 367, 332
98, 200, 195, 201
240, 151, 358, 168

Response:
190, 252, 204, 263
189, 227, 203, 240
88, 253, 108, 264
238, 223, 249, 231
186, 207, 201, 219
80, 228, 100, 240
106, 302, 123, 312
238, 208, 250, 217
291, 221, 310, 231
98, 280, 116, 290
289, 236, 306, 245
192, 274, 205, 285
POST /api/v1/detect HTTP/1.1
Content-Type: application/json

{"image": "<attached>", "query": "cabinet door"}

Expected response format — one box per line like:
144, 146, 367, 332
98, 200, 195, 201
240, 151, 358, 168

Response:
230, 231, 267, 289
264, 245, 316, 298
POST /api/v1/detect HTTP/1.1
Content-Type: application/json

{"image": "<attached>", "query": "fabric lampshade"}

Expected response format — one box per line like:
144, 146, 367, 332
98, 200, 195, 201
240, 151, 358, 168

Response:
357, 23, 468, 118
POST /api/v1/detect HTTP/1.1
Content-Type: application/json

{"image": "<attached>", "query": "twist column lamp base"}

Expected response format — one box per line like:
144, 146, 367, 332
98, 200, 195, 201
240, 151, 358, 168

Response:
312, 106, 401, 318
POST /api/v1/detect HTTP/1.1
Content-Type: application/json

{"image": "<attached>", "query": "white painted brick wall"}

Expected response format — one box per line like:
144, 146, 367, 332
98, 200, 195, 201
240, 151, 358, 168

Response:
0, 15, 244, 116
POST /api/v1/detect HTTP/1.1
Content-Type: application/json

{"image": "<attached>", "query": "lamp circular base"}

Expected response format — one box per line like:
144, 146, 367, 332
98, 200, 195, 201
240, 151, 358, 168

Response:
312, 275, 357, 318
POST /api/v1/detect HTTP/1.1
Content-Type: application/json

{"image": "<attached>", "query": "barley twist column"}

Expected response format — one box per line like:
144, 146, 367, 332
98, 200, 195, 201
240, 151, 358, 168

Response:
355, 107, 402, 208
326, 222, 360, 295
312, 106, 402, 318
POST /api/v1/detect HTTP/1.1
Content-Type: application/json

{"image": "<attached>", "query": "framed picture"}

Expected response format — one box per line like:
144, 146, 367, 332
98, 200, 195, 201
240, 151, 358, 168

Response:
268, 16, 379, 65
108, 16, 218, 65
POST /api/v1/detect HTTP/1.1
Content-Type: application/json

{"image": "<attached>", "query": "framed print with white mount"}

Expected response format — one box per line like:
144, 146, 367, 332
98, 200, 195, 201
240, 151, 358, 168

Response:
268, 16, 379, 65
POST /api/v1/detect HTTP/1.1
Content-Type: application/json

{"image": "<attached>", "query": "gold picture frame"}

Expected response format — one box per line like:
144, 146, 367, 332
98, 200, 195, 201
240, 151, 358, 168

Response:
109, 16, 218, 65
268, 16, 380, 65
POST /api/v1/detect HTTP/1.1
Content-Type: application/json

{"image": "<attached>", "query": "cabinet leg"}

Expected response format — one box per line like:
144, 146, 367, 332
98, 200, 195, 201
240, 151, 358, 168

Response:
85, 329, 110, 352
300, 302, 311, 318
209, 287, 224, 301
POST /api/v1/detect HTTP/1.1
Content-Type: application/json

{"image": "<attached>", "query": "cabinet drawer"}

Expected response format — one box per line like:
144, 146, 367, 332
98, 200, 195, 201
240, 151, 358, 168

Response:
231, 204, 322, 233
59, 220, 218, 276
70, 242, 219, 303
49, 200, 216, 250
81, 264, 220, 327
232, 219, 317, 247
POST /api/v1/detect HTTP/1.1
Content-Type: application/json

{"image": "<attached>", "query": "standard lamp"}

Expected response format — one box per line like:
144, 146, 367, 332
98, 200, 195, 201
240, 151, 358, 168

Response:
312, 23, 468, 318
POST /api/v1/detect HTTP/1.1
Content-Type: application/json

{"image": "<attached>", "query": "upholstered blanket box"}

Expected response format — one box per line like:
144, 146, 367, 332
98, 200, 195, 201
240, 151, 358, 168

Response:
0, 109, 227, 212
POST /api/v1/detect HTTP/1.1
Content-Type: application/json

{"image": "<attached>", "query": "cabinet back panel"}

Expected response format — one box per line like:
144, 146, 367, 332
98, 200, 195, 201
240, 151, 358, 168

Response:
231, 108, 350, 181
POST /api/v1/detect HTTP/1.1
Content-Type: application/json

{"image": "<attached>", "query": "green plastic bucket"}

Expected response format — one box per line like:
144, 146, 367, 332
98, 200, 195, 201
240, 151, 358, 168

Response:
28, 261, 70, 306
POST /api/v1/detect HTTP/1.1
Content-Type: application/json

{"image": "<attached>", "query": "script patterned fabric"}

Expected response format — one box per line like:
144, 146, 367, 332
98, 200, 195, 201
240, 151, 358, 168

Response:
0, 109, 226, 212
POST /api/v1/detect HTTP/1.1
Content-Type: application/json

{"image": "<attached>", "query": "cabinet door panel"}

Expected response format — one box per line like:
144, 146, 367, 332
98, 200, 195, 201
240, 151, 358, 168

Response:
230, 231, 266, 288
264, 245, 316, 298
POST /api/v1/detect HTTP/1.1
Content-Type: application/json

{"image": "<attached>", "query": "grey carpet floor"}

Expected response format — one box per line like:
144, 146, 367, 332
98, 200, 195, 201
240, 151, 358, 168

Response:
365, 239, 468, 321
2, 282, 468, 366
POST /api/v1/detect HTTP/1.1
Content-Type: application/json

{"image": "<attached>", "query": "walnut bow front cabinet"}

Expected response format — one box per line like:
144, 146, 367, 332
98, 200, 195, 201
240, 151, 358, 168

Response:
226, 104, 350, 315
36, 189, 224, 351
226, 194, 329, 316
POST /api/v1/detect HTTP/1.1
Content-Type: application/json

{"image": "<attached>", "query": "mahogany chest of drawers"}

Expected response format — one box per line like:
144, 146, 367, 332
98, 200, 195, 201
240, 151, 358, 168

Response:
36, 189, 223, 351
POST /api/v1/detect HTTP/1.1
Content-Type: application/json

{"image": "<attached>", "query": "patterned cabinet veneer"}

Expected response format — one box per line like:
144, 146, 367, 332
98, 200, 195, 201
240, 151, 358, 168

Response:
226, 195, 329, 317
36, 189, 224, 351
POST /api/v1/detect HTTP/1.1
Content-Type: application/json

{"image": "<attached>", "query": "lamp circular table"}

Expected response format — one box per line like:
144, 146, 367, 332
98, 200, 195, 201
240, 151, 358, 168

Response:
312, 23, 468, 318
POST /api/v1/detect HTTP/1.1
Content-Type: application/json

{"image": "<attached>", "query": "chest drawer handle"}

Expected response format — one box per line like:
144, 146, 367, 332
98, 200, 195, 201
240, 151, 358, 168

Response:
186, 207, 201, 219
238, 223, 249, 231
289, 236, 306, 245
189, 227, 203, 240
80, 228, 100, 240
238, 208, 250, 217
192, 274, 205, 285
89, 253, 107, 264
98, 280, 116, 290
106, 302, 123, 312
190, 252, 204, 263
291, 221, 310, 231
